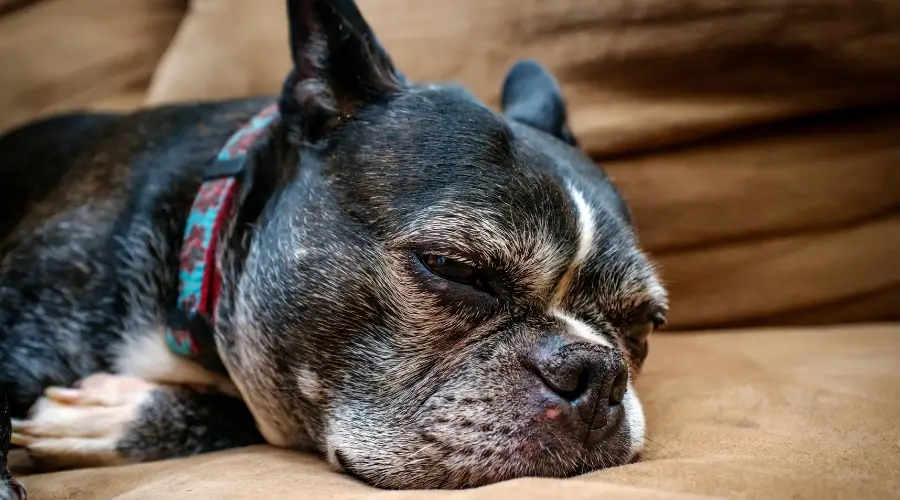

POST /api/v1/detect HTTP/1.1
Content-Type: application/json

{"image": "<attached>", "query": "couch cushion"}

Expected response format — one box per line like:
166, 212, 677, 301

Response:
0, 0, 186, 133
12, 323, 900, 499
606, 109, 900, 328
145, 0, 290, 107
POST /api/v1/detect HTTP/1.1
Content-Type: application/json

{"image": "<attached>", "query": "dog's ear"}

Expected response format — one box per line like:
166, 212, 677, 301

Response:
501, 59, 577, 146
279, 0, 405, 143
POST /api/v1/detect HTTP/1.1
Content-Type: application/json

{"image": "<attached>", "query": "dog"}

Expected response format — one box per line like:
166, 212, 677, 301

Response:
1, 388, 25, 500
0, 0, 667, 490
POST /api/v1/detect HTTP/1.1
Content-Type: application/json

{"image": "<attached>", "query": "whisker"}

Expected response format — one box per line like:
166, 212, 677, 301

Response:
642, 436, 669, 451
409, 441, 440, 459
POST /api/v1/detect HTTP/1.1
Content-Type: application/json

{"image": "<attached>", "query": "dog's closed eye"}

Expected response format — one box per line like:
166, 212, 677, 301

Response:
407, 251, 500, 319
417, 253, 491, 294
623, 307, 667, 342
624, 319, 655, 342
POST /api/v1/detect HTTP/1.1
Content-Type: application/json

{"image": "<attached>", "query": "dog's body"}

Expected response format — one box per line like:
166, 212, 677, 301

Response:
1, 102, 266, 414
0, 0, 666, 490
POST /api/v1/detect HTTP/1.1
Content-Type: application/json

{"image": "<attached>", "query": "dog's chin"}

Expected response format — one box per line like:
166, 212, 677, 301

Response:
326, 428, 639, 490
322, 386, 646, 489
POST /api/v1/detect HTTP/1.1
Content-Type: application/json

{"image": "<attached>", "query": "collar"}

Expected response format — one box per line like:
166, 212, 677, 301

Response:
165, 104, 280, 375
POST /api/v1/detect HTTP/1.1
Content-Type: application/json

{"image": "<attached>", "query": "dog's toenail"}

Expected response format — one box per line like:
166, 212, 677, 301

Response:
11, 432, 33, 446
45, 388, 81, 401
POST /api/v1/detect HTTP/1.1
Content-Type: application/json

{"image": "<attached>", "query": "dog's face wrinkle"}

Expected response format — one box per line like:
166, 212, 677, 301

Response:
221, 86, 664, 488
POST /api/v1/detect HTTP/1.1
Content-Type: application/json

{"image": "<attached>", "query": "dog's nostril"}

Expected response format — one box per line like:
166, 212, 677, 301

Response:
530, 350, 600, 404
554, 365, 591, 402
530, 354, 592, 402
608, 372, 628, 406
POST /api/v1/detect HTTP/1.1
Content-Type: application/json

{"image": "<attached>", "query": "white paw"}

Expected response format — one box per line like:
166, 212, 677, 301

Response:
11, 373, 157, 470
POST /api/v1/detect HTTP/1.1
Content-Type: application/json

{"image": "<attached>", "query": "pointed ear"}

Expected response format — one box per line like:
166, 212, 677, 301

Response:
501, 59, 577, 146
279, 0, 405, 143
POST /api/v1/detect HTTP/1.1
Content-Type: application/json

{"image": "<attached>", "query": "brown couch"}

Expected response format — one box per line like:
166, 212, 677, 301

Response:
2, 0, 899, 498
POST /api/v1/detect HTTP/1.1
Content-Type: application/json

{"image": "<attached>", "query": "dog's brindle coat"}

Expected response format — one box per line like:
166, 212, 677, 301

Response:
0, 0, 666, 490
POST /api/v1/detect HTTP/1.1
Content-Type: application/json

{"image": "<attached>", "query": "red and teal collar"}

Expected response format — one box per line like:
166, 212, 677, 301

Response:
165, 104, 280, 373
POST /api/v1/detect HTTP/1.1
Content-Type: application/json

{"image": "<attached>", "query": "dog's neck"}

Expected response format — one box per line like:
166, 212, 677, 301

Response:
164, 105, 289, 374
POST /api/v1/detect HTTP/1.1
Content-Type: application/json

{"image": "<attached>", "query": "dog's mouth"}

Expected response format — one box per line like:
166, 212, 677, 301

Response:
326, 411, 637, 489
318, 361, 645, 489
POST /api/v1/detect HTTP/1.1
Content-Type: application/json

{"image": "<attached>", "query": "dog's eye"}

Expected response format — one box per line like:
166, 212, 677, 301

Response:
625, 321, 654, 341
419, 254, 487, 290
625, 312, 666, 341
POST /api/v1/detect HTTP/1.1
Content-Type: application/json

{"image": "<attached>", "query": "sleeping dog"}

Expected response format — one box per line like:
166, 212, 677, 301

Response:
0, 0, 666, 490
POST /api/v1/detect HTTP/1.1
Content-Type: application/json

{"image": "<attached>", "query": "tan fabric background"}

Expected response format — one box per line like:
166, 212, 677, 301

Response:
0, 0, 186, 133
145, 0, 900, 329
607, 110, 900, 328
14, 324, 900, 499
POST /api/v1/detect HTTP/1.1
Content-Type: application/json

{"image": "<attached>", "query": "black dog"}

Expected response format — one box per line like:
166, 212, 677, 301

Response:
0, 0, 666, 489
1, 388, 25, 500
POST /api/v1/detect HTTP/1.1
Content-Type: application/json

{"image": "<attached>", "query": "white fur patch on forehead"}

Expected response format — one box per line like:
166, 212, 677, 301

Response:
547, 185, 611, 345
569, 187, 595, 265
552, 310, 613, 348
548, 185, 594, 309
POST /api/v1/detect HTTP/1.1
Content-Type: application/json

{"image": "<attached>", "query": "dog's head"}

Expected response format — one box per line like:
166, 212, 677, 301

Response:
219, 0, 666, 489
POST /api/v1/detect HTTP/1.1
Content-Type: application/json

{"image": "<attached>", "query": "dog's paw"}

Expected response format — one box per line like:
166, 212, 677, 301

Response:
11, 373, 157, 470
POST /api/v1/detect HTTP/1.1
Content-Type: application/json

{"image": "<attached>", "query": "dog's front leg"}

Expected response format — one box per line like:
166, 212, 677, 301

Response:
11, 374, 263, 470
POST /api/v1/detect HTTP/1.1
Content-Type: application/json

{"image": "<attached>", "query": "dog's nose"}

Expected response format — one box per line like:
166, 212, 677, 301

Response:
529, 337, 628, 437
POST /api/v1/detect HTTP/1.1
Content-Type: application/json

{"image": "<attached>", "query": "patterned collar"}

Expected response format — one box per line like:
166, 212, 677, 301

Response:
165, 104, 280, 375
